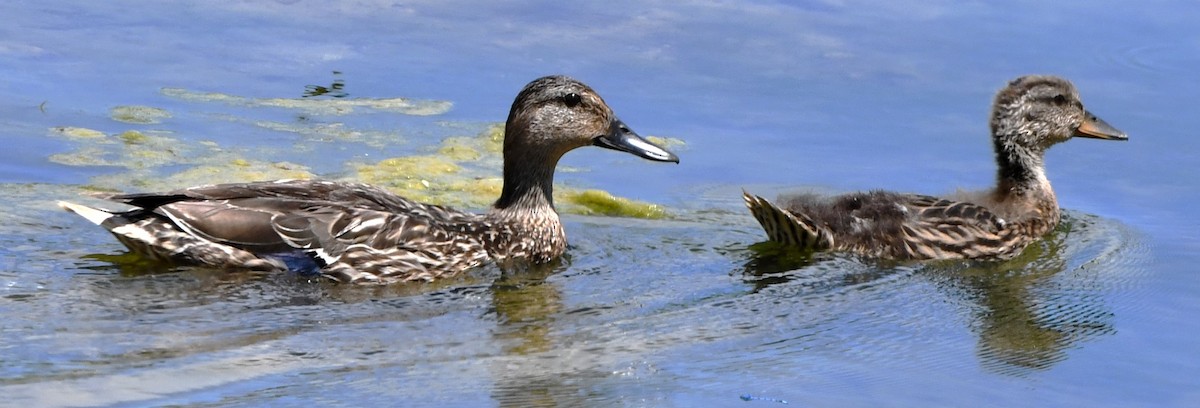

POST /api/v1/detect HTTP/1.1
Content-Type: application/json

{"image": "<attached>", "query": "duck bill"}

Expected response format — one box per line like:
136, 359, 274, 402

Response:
1074, 110, 1128, 140
593, 117, 680, 163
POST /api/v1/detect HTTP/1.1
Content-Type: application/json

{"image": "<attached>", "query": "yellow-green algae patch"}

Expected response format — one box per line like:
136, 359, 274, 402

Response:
478, 124, 505, 153
91, 159, 315, 193
347, 124, 510, 207
49, 129, 193, 169
436, 138, 482, 161
157, 160, 313, 188
445, 178, 504, 203
52, 126, 106, 139
355, 156, 462, 186
353, 155, 463, 205
644, 135, 687, 150
50, 124, 314, 193
111, 105, 171, 124
559, 189, 668, 219
49, 146, 111, 167
117, 130, 150, 144
160, 87, 453, 116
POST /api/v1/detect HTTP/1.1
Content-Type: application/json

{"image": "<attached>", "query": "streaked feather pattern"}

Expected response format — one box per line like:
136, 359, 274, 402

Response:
744, 75, 1125, 260
59, 76, 679, 284
743, 192, 832, 251
62, 180, 507, 283
60, 179, 571, 283
745, 191, 1027, 260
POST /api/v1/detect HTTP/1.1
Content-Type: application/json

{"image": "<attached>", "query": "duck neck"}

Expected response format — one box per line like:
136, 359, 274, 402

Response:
991, 139, 1060, 232
994, 142, 1048, 194
489, 144, 566, 261
494, 151, 559, 216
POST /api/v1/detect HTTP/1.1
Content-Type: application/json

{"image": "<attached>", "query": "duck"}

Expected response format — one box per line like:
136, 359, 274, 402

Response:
744, 75, 1126, 260
59, 75, 680, 284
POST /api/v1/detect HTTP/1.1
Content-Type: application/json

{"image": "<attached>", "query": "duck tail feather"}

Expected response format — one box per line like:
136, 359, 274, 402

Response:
58, 201, 120, 227
742, 191, 832, 250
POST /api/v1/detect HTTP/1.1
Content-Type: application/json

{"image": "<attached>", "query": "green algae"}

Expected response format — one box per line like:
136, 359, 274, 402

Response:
479, 124, 505, 153
445, 178, 503, 201
49, 121, 316, 193
436, 138, 482, 161
160, 87, 453, 116
559, 189, 669, 219
644, 135, 687, 150
110, 105, 171, 124
117, 130, 150, 144
352, 155, 467, 206
89, 159, 315, 193
52, 127, 106, 140
430, 124, 505, 169
49, 129, 189, 169
349, 125, 500, 208
355, 156, 461, 187
49, 146, 111, 167
159, 160, 314, 187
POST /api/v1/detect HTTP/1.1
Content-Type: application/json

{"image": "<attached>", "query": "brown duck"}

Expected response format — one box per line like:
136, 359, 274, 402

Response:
59, 75, 679, 284
744, 75, 1127, 260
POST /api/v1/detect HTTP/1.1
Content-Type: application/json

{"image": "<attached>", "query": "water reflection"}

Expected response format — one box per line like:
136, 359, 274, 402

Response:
303, 71, 349, 99
742, 243, 906, 296
0, 178, 1145, 405
925, 216, 1117, 375
486, 259, 587, 407
742, 213, 1118, 375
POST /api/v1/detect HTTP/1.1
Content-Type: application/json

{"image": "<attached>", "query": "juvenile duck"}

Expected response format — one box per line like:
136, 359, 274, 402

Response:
60, 75, 679, 283
744, 75, 1126, 260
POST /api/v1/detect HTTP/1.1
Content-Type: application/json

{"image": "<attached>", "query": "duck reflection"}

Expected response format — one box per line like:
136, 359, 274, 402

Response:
743, 213, 1116, 375
302, 70, 348, 98
742, 242, 900, 294
491, 260, 564, 354
926, 215, 1115, 374
487, 259, 587, 407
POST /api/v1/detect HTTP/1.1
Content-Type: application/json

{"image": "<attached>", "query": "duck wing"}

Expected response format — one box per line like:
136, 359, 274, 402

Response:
101, 179, 485, 247
75, 180, 492, 281
745, 190, 1013, 259
270, 205, 492, 283
892, 194, 1012, 259
100, 180, 431, 248
104, 179, 444, 215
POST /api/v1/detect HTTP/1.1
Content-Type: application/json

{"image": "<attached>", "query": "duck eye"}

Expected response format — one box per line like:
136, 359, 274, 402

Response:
563, 93, 582, 107
1051, 94, 1068, 106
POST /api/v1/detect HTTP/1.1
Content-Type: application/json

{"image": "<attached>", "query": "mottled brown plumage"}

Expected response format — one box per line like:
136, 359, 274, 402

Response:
60, 75, 679, 284
745, 75, 1127, 260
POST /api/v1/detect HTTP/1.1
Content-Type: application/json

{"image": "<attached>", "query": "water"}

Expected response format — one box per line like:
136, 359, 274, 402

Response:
2, 1, 1197, 406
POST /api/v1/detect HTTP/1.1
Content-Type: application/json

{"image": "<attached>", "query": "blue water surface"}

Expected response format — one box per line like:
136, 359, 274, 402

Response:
1, 1, 1198, 406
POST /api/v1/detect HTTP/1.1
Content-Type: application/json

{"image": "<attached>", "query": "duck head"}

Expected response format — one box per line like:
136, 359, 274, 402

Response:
988, 75, 1127, 196
504, 75, 679, 164
990, 75, 1127, 152
494, 75, 678, 212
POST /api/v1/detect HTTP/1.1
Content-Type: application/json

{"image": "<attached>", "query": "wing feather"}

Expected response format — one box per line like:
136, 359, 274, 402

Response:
84, 179, 493, 281
747, 190, 1022, 260
270, 205, 491, 283
898, 194, 1013, 258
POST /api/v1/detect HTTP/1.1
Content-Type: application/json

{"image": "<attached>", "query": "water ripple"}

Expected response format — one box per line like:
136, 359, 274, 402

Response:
0, 179, 1152, 406
1099, 42, 1200, 76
